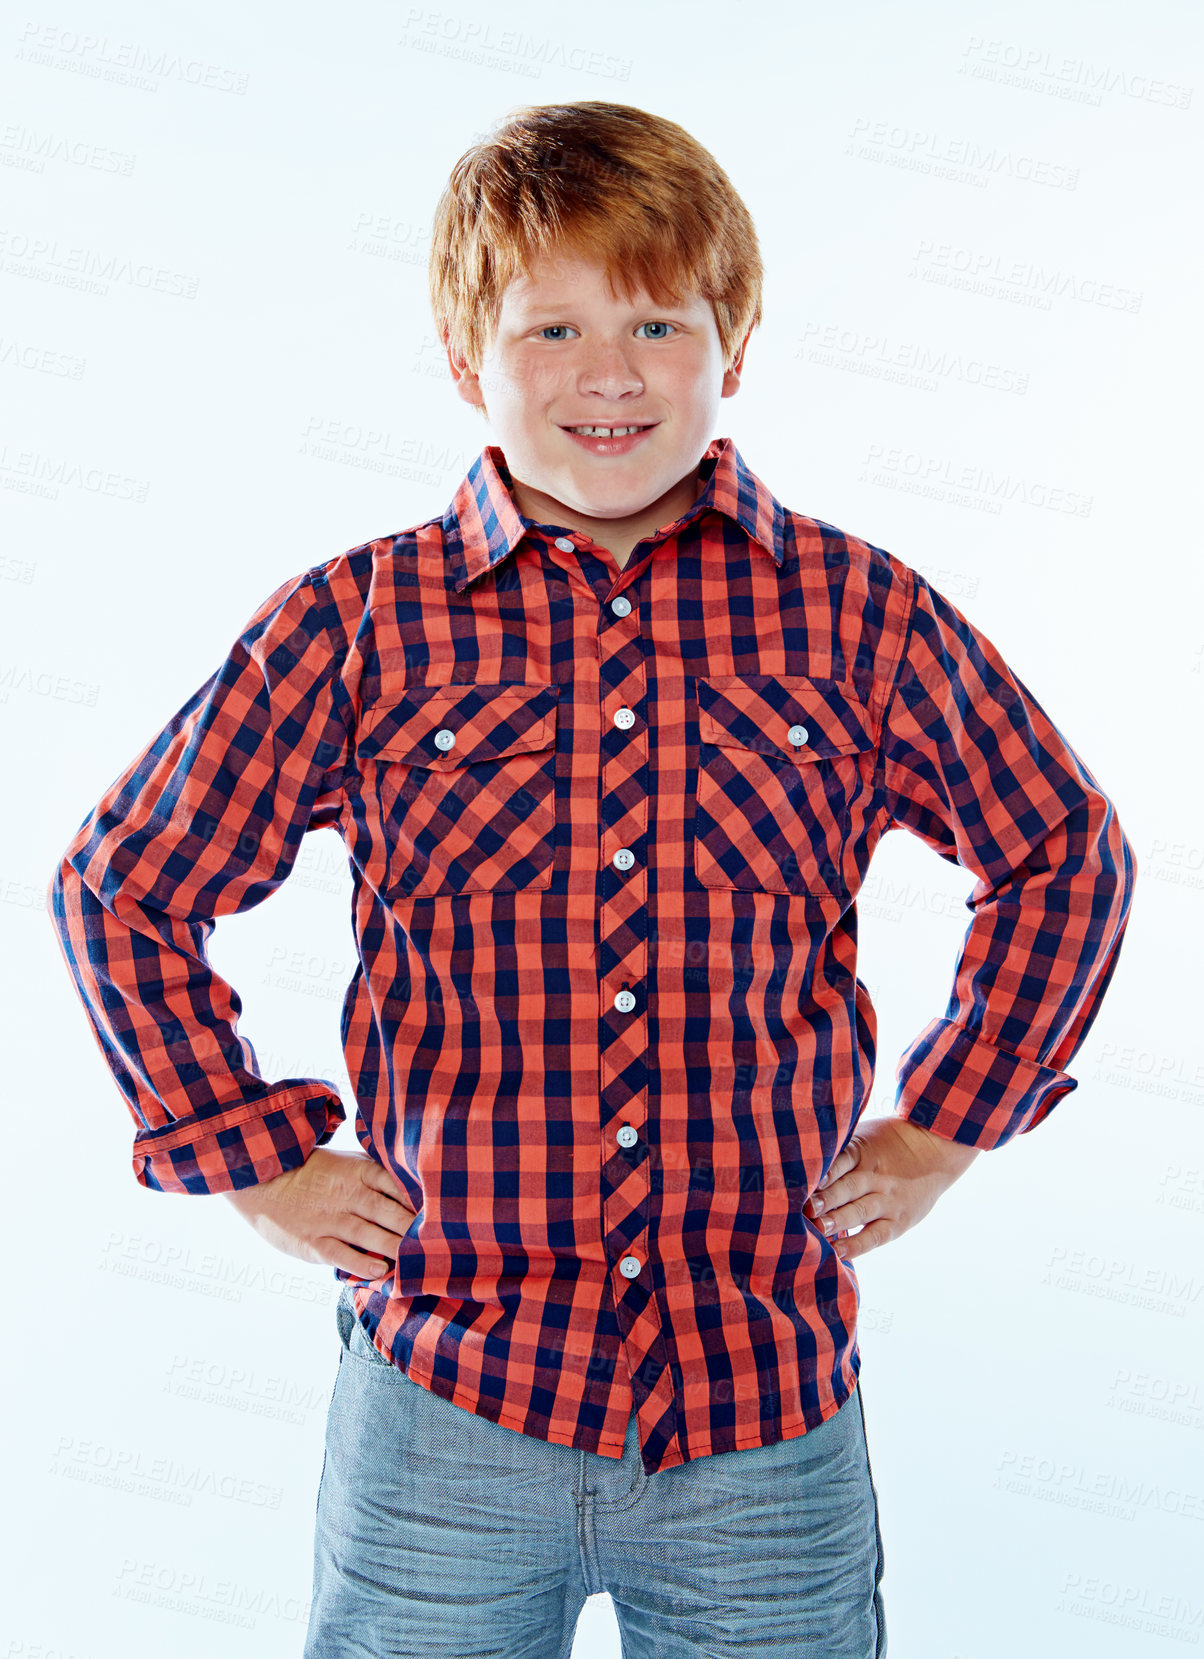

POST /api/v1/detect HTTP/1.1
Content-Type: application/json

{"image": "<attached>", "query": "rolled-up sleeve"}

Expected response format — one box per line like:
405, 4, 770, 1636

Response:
882, 569, 1137, 1150
46, 566, 354, 1195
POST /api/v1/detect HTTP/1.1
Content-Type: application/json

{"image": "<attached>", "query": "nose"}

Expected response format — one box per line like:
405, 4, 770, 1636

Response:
576, 340, 644, 401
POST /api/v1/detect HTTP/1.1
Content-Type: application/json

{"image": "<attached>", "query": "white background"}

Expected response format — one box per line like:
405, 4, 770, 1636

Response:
4, 2, 1201, 1655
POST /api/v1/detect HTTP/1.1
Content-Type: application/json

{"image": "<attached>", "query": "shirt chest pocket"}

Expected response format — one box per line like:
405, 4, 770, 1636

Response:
693, 675, 878, 903
355, 682, 560, 898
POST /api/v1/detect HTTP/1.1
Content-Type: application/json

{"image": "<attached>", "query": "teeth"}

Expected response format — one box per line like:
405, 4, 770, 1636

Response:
567, 425, 648, 437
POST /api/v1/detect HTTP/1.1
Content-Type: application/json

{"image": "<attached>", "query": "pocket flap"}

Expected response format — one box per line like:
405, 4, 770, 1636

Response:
357, 682, 559, 769
698, 675, 876, 760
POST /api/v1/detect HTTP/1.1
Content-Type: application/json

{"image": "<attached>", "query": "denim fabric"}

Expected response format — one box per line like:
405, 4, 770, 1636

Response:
304, 1285, 886, 1657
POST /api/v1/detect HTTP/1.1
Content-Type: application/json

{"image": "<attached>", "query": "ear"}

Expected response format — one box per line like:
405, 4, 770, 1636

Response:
721, 328, 753, 398
445, 335, 486, 413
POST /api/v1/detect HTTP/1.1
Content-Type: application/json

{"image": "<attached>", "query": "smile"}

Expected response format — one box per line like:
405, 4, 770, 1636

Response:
559, 423, 659, 456
564, 425, 652, 436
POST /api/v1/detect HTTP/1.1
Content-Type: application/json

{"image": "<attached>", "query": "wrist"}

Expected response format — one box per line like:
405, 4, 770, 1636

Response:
897, 1114, 982, 1172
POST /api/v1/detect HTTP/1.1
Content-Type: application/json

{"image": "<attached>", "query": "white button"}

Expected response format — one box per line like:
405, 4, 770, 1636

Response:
433, 728, 456, 751
787, 723, 809, 748
611, 595, 632, 617
613, 706, 635, 730
614, 988, 637, 1013
554, 537, 575, 552
613, 848, 635, 871
619, 1255, 642, 1279
616, 1124, 638, 1148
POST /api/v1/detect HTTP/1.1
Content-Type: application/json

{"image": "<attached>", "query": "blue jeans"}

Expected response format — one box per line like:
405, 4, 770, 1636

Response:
304, 1283, 887, 1657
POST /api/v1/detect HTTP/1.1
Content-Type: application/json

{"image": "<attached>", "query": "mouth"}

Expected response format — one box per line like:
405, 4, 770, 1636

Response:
558, 422, 660, 456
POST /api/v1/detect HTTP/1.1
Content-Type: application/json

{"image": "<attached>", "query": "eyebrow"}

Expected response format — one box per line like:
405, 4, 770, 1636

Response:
509, 298, 700, 320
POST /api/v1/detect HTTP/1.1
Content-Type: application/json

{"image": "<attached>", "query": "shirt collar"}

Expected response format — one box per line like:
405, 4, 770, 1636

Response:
443, 435, 787, 592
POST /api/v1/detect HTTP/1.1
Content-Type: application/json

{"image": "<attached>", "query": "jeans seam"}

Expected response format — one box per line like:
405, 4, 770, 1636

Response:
576, 1490, 602, 1597
856, 1381, 888, 1658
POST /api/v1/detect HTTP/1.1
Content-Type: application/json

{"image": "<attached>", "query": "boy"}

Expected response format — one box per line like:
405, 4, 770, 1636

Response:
48, 100, 1136, 1658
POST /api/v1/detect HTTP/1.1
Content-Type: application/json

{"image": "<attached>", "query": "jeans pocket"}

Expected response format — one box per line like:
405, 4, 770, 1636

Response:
337, 1284, 394, 1370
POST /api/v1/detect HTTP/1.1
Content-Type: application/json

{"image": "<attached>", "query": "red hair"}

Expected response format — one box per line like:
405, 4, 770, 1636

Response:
429, 101, 764, 414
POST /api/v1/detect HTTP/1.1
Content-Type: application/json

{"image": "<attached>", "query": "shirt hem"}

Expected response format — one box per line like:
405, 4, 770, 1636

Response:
387, 1352, 860, 1472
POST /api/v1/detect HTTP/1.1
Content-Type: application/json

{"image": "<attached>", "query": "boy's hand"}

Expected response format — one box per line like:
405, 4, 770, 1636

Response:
222, 1148, 418, 1279
803, 1116, 981, 1261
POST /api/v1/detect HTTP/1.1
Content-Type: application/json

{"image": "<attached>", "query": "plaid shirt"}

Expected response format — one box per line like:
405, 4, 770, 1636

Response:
48, 436, 1136, 1475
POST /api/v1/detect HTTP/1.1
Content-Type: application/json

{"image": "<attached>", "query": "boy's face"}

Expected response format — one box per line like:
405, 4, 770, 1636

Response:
446, 250, 747, 540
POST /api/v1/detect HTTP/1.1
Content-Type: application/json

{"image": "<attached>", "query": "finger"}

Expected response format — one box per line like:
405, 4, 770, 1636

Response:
812, 1183, 881, 1236
357, 1187, 420, 1234
818, 1141, 862, 1190
816, 1152, 848, 1190
346, 1216, 412, 1261
813, 1199, 859, 1237
324, 1240, 393, 1277
835, 1139, 863, 1173
834, 1218, 893, 1260
807, 1171, 865, 1218
361, 1158, 419, 1208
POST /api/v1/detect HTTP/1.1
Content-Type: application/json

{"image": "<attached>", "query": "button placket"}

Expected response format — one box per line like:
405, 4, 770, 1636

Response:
597, 576, 653, 1316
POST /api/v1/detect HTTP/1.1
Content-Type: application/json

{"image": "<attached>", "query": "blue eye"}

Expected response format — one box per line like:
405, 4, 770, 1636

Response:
534, 322, 676, 342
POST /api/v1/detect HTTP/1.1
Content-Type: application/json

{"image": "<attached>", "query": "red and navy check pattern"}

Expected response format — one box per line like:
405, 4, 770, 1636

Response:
47, 437, 1136, 1475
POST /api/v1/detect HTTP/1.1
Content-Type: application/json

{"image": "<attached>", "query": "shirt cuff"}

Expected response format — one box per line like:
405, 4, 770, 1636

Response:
894, 1017, 1077, 1150
131, 1084, 347, 1196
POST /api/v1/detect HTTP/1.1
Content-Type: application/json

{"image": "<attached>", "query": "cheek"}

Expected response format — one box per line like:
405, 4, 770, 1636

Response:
498, 352, 562, 404
660, 354, 723, 410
